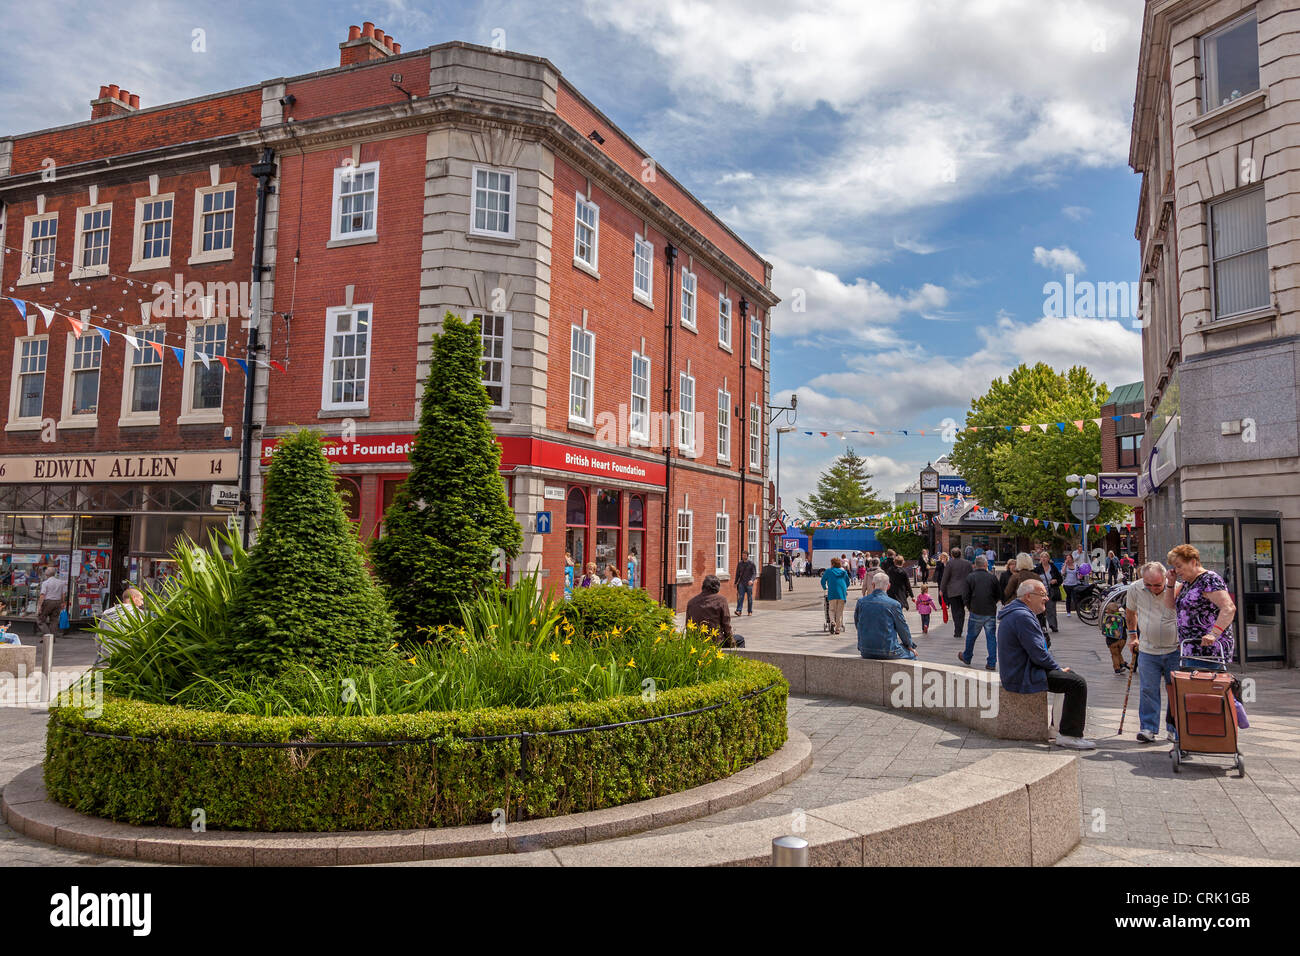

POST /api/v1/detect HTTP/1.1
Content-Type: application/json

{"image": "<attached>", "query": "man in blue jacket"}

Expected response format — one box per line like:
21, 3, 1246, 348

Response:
997, 579, 1095, 750
854, 572, 916, 659
820, 556, 851, 633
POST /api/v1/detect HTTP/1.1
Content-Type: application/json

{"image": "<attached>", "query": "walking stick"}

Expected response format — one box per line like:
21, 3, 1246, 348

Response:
1117, 638, 1137, 735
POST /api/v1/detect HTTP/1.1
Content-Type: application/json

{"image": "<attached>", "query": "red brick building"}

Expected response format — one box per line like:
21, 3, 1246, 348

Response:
1, 22, 777, 618
1099, 381, 1145, 562
0, 81, 273, 625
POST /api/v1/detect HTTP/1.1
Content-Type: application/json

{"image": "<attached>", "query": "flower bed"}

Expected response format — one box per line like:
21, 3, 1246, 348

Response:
43, 659, 787, 832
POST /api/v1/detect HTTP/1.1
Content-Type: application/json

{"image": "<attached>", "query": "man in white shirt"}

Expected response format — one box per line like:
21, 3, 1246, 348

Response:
1125, 562, 1181, 743
36, 567, 67, 637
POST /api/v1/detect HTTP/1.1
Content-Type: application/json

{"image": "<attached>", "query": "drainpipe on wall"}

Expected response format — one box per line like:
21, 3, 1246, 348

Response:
662, 243, 678, 607
242, 147, 276, 549
738, 296, 749, 566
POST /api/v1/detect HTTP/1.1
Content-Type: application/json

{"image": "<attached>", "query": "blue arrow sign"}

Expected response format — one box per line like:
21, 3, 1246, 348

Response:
536, 511, 552, 534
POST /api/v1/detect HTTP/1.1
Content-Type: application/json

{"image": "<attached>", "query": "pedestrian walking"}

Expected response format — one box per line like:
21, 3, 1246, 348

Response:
1035, 551, 1063, 637
998, 558, 1016, 606
1125, 561, 1180, 742
918, 548, 931, 584
1003, 553, 1039, 604
782, 549, 794, 591
957, 555, 1000, 670
36, 567, 67, 637
821, 556, 851, 634
1168, 544, 1237, 661
915, 584, 936, 635
1106, 550, 1119, 586
734, 553, 757, 616
1062, 554, 1080, 615
887, 556, 913, 609
939, 546, 973, 640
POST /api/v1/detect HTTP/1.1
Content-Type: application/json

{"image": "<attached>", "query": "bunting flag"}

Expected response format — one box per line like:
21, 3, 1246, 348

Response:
151, 340, 166, 361
7, 297, 27, 322
196, 350, 211, 369
217, 355, 231, 373
269, 359, 287, 373
170, 346, 186, 366
235, 358, 249, 375
66, 314, 83, 337
38, 304, 55, 329
121, 332, 139, 351
96, 326, 111, 345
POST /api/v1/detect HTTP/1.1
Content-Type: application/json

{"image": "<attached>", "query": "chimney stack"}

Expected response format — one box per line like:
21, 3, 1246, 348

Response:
340, 21, 399, 67
91, 83, 139, 120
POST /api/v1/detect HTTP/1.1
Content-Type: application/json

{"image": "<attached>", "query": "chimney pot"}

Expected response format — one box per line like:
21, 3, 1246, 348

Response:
119, 89, 131, 103
98, 85, 109, 98
361, 21, 374, 37
107, 84, 120, 98
383, 35, 394, 50
347, 24, 361, 41
373, 28, 385, 45
392, 41, 401, 54
129, 93, 140, 109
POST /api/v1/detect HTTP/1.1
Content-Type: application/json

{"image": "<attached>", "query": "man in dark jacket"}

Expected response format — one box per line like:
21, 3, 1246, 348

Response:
997, 579, 1094, 750
686, 575, 743, 647
958, 555, 1001, 669
939, 546, 973, 640
734, 554, 757, 616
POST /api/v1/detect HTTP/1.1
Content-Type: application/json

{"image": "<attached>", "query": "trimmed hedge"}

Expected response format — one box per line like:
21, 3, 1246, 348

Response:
557, 585, 676, 644
44, 659, 787, 832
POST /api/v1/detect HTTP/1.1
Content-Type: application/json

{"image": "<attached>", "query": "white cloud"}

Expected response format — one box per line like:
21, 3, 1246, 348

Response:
768, 254, 948, 340
894, 236, 942, 255
1033, 245, 1087, 273
1062, 205, 1092, 220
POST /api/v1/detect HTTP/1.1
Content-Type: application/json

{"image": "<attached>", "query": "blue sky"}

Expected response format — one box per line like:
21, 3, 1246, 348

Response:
2, 0, 1146, 509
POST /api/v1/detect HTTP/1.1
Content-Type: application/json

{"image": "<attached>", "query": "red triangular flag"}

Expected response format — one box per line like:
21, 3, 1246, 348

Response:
217, 355, 231, 373
270, 360, 286, 373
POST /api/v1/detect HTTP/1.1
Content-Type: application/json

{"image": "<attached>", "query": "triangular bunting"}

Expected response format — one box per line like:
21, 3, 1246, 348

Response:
170, 346, 186, 366
8, 298, 26, 321
96, 326, 111, 345
36, 304, 55, 329
196, 350, 211, 369
121, 332, 139, 351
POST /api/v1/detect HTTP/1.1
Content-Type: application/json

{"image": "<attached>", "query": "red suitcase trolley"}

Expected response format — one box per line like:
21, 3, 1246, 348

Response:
1170, 654, 1244, 777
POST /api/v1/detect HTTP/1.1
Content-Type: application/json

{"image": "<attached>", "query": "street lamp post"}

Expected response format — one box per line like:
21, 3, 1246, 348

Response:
1065, 473, 1099, 572
775, 426, 796, 549
767, 395, 798, 563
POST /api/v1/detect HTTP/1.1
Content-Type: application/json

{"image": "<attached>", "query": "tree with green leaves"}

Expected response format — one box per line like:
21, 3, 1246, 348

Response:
225, 429, 397, 675
873, 503, 927, 559
797, 446, 888, 520
372, 312, 523, 636
947, 363, 1126, 542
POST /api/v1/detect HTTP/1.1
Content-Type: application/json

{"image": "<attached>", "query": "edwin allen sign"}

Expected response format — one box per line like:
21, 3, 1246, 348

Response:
0, 451, 237, 483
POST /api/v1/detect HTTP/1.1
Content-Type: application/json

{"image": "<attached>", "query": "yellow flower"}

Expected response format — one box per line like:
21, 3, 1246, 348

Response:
461, 646, 469, 655
563, 638, 572, 646
530, 618, 537, 625
626, 658, 637, 668
689, 646, 697, 655
406, 657, 417, 665
658, 622, 670, 632
686, 620, 696, 631
611, 626, 621, 636
698, 658, 705, 667
389, 642, 399, 650
549, 651, 559, 662
654, 636, 662, 645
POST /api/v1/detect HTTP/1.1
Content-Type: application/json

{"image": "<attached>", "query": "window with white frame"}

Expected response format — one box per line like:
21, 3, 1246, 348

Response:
680, 267, 697, 329
1210, 187, 1269, 318
749, 313, 762, 366
323, 306, 370, 410
717, 389, 731, 462
75, 205, 112, 274
678, 371, 695, 452
1202, 11, 1259, 111
718, 295, 732, 349
126, 326, 165, 415
749, 403, 761, 470
474, 311, 510, 408
630, 351, 650, 441
133, 196, 173, 267
20, 214, 57, 283
569, 325, 594, 423
633, 235, 653, 302
191, 184, 235, 262
715, 513, 729, 575
8, 336, 48, 424
182, 321, 226, 418
747, 514, 759, 563
471, 166, 514, 238
331, 162, 379, 241
676, 509, 693, 579
574, 194, 599, 270
64, 334, 102, 420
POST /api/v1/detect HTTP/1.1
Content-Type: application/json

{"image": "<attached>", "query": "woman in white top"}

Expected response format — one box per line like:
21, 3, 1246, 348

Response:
602, 565, 623, 587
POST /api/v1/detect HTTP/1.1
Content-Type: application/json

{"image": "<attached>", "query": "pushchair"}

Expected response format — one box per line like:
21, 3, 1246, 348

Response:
1170, 649, 1246, 777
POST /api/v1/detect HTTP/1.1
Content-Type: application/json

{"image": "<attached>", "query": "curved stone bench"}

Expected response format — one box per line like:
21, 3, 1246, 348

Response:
1, 730, 813, 866
425, 750, 1079, 867
730, 650, 1050, 741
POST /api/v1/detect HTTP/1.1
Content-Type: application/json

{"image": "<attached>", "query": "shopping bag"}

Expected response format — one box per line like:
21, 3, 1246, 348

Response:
59, 609, 70, 631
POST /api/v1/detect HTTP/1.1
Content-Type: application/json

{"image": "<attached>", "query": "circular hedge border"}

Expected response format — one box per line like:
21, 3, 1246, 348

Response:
43, 659, 788, 832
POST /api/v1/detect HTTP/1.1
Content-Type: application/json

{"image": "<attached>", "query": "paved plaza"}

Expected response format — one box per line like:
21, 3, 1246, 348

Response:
2, 581, 1298, 866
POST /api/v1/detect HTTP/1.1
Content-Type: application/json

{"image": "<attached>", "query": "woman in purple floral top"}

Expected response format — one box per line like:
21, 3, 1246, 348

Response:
1166, 544, 1237, 661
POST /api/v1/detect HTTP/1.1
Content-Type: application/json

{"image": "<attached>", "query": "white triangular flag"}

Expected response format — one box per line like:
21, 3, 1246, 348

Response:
121, 332, 139, 351
196, 349, 211, 369
1037, 423, 1049, 433
36, 304, 55, 328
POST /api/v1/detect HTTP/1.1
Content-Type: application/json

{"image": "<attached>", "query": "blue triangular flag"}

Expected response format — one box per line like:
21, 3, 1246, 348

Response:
8, 298, 26, 321
170, 346, 185, 365
96, 326, 111, 345
235, 358, 249, 375
1056, 422, 1066, 432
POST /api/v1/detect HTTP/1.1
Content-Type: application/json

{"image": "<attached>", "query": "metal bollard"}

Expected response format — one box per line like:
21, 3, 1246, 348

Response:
771, 835, 809, 867
41, 633, 54, 703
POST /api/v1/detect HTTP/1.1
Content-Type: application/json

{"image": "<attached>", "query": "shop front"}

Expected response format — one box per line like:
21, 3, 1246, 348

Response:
0, 450, 238, 628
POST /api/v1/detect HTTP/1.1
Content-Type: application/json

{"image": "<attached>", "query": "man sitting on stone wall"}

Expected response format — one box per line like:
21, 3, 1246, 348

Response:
854, 572, 916, 660
686, 575, 744, 647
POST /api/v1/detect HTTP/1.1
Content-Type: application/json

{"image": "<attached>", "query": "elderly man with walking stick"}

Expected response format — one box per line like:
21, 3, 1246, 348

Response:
1123, 561, 1181, 742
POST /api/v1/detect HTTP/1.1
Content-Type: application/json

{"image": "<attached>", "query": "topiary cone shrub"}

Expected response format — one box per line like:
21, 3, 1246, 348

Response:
224, 428, 397, 675
373, 312, 522, 637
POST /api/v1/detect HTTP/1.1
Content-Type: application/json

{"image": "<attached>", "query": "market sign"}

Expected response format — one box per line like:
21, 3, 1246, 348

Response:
939, 477, 971, 495
1097, 473, 1139, 499
0, 451, 237, 483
